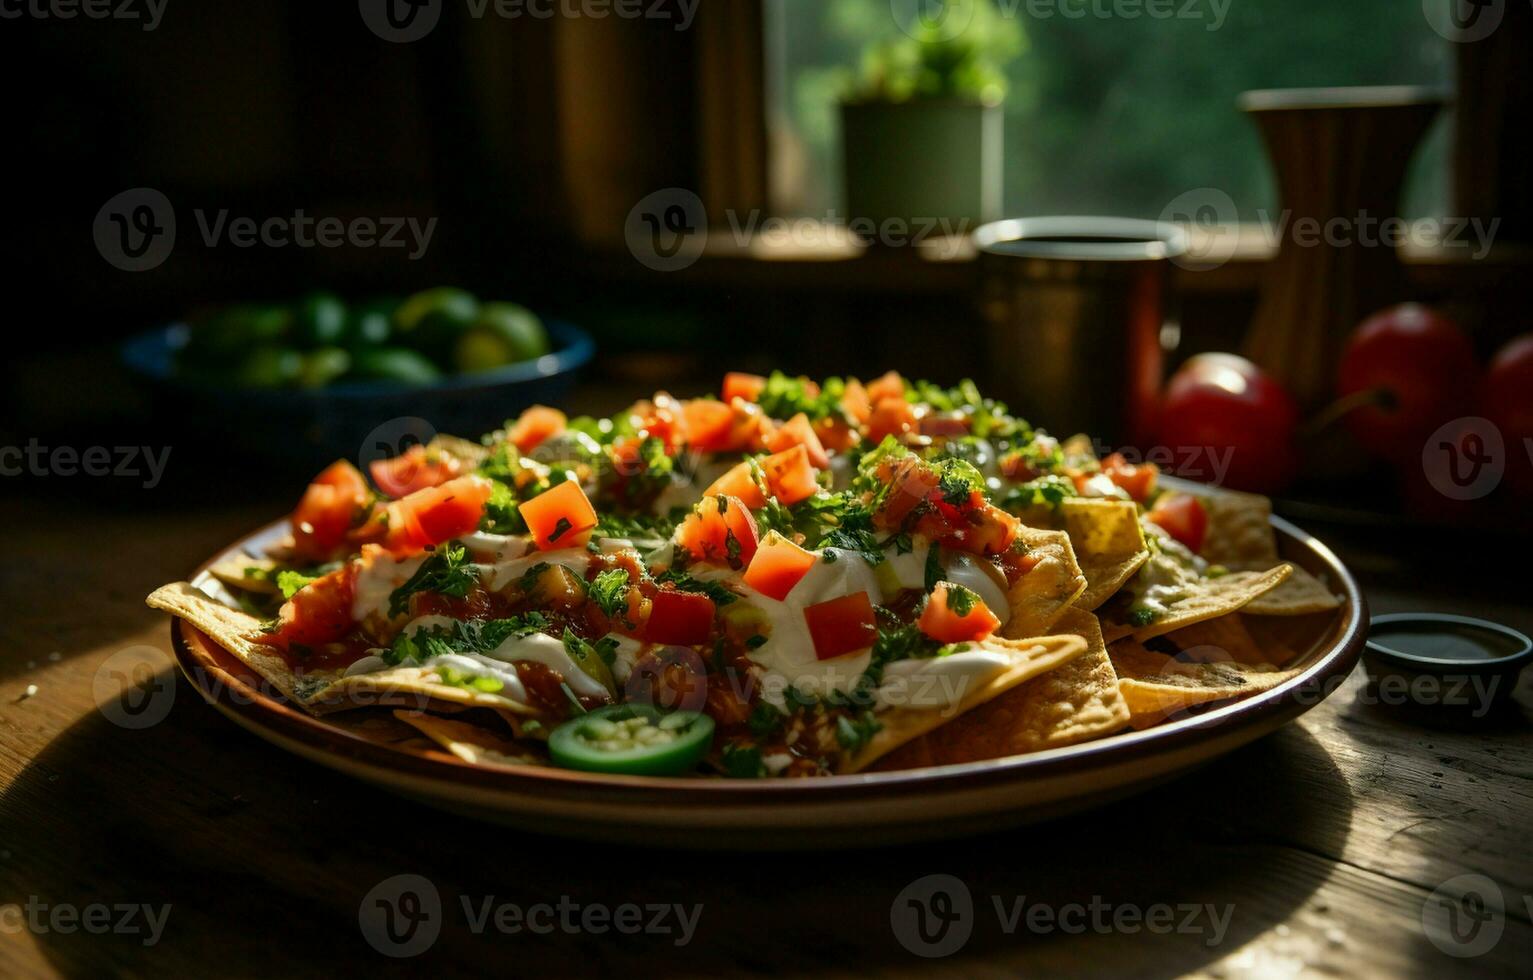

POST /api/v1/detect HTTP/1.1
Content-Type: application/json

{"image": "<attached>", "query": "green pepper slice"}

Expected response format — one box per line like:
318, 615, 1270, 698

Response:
548, 704, 714, 776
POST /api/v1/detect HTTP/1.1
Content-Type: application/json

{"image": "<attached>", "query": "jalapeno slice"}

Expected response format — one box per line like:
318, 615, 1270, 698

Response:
547, 704, 715, 776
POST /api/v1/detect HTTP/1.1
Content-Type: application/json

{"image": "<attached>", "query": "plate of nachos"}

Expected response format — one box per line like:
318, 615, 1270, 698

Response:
149, 371, 1364, 846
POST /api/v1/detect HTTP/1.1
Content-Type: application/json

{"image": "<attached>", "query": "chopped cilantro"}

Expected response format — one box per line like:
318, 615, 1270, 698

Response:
654, 566, 738, 606
588, 568, 633, 622
944, 583, 981, 617
835, 712, 883, 753
924, 543, 943, 593
722, 743, 765, 778
747, 702, 784, 738
1000, 475, 1078, 513
388, 544, 475, 617
275, 570, 318, 599
1128, 606, 1160, 627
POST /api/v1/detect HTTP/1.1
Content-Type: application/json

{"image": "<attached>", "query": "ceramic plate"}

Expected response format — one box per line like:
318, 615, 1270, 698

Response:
168, 514, 1366, 849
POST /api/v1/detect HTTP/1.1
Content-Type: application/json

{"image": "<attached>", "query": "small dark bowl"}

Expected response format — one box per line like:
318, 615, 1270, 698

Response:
122, 320, 594, 474
1363, 613, 1533, 713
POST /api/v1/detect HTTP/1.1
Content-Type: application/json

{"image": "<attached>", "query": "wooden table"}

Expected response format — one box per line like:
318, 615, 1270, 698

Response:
1, 490, 1529, 977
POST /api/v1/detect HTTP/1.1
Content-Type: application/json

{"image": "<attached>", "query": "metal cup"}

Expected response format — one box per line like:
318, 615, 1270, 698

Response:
974, 216, 1187, 447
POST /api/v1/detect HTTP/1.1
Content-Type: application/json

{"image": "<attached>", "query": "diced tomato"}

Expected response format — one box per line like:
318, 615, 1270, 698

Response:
743, 531, 818, 601
675, 494, 760, 569
630, 393, 684, 452
264, 564, 357, 650
518, 478, 598, 550
866, 370, 906, 405
682, 398, 734, 451
842, 378, 873, 424
916, 581, 1001, 644
644, 589, 717, 646
291, 460, 371, 560
867, 396, 918, 444
313, 459, 370, 497
803, 591, 877, 660
1146, 492, 1208, 553
703, 460, 767, 509
368, 445, 460, 498
815, 415, 859, 453
384, 475, 495, 552
507, 406, 567, 453
958, 505, 1020, 556
722, 372, 766, 403
1101, 452, 1157, 503
873, 455, 940, 528
765, 412, 830, 468
919, 414, 971, 438
759, 444, 819, 505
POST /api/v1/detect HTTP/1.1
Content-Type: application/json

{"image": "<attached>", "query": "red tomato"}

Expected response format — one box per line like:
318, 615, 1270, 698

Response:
815, 415, 860, 452
916, 582, 1000, 644
1485, 334, 1533, 498
630, 394, 684, 452
314, 459, 369, 497
873, 455, 940, 527
759, 444, 819, 505
803, 591, 877, 660
866, 397, 918, 444
722, 372, 766, 403
842, 378, 873, 424
764, 412, 830, 469
1100, 453, 1157, 503
368, 445, 460, 499
518, 479, 598, 550
743, 531, 818, 600
702, 460, 767, 509
866, 370, 906, 405
1158, 352, 1300, 494
266, 564, 357, 650
644, 589, 717, 646
1338, 305, 1479, 462
676, 494, 760, 569
506, 405, 567, 453
681, 399, 734, 452
1145, 492, 1208, 553
292, 460, 371, 560
919, 414, 971, 438
383, 475, 494, 552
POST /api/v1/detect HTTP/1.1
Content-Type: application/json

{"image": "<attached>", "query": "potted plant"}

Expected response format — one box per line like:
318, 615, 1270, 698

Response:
840, 0, 1022, 235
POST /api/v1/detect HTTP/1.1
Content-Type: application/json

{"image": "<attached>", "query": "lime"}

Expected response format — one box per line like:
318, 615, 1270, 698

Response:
185, 304, 292, 365
296, 347, 352, 388
342, 298, 395, 350
453, 302, 550, 372
236, 346, 304, 388
352, 347, 443, 386
293, 292, 348, 348
393, 287, 479, 362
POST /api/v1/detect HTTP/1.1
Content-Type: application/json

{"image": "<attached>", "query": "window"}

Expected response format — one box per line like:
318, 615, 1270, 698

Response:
768, 0, 1451, 223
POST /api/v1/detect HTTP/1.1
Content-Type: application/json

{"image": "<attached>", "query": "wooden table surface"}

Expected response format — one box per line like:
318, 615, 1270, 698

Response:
1, 486, 1529, 978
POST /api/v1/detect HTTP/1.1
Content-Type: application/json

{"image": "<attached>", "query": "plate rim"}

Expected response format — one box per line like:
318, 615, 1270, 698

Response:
168, 511, 1367, 806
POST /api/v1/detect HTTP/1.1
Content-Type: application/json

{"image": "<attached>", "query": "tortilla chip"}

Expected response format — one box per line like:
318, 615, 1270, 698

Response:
1003, 528, 1088, 639
1109, 637, 1303, 726
1190, 486, 1341, 616
839, 632, 1089, 773
147, 581, 548, 716
871, 609, 1128, 769
209, 557, 283, 595
393, 710, 546, 767
1059, 498, 1150, 610
1101, 564, 1293, 643
1149, 613, 1284, 667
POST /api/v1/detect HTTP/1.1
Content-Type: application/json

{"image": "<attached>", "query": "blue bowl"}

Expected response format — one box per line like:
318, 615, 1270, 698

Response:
122, 319, 595, 472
